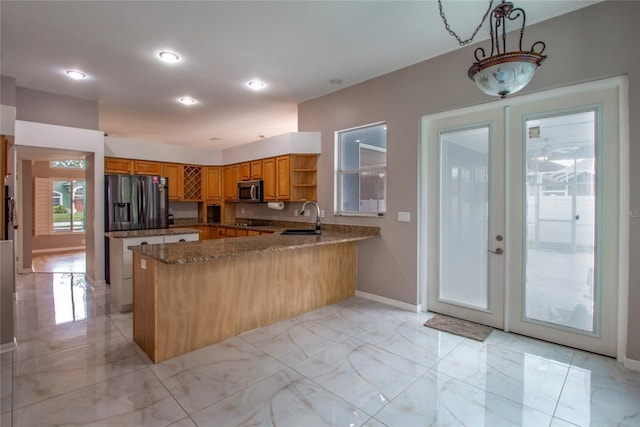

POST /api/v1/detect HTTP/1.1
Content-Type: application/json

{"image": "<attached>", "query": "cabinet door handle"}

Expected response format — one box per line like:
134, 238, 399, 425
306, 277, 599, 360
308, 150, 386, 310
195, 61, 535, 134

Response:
140, 241, 149, 245
179, 239, 186, 242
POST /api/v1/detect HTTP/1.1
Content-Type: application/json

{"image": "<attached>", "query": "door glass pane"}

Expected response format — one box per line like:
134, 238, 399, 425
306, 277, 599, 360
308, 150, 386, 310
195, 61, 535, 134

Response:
524, 111, 596, 332
439, 126, 489, 309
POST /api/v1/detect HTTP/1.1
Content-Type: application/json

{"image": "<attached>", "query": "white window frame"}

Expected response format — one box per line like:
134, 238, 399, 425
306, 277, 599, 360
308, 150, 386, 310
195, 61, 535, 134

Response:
335, 121, 387, 217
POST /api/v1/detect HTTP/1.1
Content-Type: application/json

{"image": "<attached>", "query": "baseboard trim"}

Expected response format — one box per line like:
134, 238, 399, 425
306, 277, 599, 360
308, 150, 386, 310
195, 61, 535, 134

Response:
624, 357, 640, 372
0, 338, 17, 354
355, 290, 421, 313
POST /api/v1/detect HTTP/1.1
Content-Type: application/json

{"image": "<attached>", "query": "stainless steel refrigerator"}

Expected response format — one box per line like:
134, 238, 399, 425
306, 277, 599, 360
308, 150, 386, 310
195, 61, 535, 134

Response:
105, 174, 169, 231
105, 174, 169, 282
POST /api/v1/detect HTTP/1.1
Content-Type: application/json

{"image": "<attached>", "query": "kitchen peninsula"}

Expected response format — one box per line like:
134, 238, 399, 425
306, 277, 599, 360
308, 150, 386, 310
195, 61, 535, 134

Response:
129, 224, 379, 363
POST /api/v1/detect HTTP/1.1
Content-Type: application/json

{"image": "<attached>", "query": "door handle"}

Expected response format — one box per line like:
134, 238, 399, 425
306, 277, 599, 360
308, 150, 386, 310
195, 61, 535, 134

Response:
488, 248, 504, 255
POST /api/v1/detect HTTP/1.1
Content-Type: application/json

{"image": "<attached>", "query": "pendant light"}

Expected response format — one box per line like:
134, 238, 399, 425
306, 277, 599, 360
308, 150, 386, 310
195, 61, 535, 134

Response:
439, 0, 547, 98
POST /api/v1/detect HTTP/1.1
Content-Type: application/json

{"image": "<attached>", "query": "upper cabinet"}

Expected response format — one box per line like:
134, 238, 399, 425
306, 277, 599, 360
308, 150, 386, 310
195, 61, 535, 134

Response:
262, 157, 276, 201
290, 154, 317, 202
162, 163, 182, 201
204, 166, 222, 202
250, 160, 263, 180
240, 160, 263, 181
223, 164, 240, 201
263, 154, 317, 202
105, 157, 133, 174
240, 162, 251, 181
182, 165, 203, 201
276, 156, 291, 200
133, 160, 162, 175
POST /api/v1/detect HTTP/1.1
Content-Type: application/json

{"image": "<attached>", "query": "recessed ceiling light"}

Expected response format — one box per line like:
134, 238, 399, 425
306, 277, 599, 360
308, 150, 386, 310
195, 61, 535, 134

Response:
178, 97, 196, 105
247, 80, 266, 90
158, 51, 180, 63
65, 70, 87, 80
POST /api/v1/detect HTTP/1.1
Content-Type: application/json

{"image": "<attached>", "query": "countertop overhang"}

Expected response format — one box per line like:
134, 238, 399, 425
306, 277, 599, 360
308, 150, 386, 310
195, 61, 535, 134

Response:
128, 226, 379, 264
104, 227, 200, 239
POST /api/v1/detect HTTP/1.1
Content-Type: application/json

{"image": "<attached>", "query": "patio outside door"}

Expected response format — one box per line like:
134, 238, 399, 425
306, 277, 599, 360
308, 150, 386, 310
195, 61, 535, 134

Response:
424, 84, 621, 356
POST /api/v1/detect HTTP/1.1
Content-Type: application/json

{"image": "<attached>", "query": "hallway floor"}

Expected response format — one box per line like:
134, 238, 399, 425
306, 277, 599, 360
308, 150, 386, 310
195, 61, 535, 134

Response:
2, 270, 640, 426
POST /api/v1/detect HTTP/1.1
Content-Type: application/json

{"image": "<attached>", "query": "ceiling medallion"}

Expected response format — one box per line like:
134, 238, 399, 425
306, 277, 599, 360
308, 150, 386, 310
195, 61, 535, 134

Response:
439, 0, 546, 98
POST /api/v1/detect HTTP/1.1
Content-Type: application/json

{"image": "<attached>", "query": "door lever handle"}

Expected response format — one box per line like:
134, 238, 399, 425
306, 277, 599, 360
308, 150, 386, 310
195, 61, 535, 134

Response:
488, 248, 504, 255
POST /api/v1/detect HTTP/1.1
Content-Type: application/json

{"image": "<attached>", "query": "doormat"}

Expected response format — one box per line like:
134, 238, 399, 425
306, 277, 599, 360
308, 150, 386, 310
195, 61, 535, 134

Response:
424, 314, 493, 341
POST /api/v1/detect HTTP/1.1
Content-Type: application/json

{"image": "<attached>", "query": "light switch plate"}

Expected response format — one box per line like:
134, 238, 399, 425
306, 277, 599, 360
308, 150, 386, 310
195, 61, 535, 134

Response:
398, 211, 411, 222
141, 259, 146, 269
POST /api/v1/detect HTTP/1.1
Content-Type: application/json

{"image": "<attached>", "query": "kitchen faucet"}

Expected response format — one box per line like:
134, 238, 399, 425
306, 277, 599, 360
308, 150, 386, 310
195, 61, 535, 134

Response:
301, 201, 321, 234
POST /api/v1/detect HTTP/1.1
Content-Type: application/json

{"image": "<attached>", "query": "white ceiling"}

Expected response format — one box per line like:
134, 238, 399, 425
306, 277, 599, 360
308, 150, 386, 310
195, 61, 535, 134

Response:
1, 0, 601, 151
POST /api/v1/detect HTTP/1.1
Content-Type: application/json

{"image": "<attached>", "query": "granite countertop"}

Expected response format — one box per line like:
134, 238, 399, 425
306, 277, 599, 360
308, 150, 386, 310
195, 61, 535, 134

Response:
104, 227, 200, 239
129, 225, 380, 265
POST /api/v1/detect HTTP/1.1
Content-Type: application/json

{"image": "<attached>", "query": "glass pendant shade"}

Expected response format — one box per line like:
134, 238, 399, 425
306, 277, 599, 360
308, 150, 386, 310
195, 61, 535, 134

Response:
468, 52, 544, 98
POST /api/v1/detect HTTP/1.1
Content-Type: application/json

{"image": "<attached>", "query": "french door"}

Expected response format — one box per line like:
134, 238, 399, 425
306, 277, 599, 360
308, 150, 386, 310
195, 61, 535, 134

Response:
424, 83, 622, 356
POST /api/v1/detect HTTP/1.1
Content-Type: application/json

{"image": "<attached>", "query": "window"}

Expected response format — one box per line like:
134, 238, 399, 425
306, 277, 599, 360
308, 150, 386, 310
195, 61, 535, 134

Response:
336, 122, 387, 216
35, 178, 86, 235
51, 160, 86, 169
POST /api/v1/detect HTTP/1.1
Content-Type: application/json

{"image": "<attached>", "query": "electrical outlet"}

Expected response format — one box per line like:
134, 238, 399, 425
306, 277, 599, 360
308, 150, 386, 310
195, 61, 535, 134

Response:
320, 210, 325, 218
81, 238, 85, 244
241, 208, 245, 214
304, 209, 310, 217
294, 209, 299, 216
141, 259, 146, 269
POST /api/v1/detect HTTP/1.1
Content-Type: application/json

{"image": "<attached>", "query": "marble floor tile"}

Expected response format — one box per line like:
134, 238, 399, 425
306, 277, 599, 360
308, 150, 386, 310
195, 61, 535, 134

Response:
13, 314, 124, 362
570, 349, 640, 387
240, 316, 350, 366
191, 368, 370, 426
108, 311, 134, 342
555, 366, 640, 426
14, 335, 146, 408
436, 339, 570, 415
486, 329, 575, 364
13, 368, 187, 427
153, 336, 286, 414
358, 319, 464, 368
300, 300, 388, 336
293, 337, 428, 414
375, 369, 553, 427
169, 417, 198, 427
1, 352, 13, 416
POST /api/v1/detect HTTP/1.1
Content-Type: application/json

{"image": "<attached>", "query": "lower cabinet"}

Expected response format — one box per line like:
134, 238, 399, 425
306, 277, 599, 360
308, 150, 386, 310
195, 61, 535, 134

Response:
109, 233, 199, 312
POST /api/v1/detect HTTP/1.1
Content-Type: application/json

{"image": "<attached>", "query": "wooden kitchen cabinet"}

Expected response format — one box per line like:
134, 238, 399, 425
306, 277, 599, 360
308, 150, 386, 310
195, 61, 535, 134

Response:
182, 165, 203, 201
250, 160, 263, 179
162, 163, 182, 201
276, 155, 291, 200
262, 157, 276, 201
290, 154, 318, 202
223, 164, 240, 201
204, 166, 222, 202
134, 160, 162, 175
240, 162, 251, 181
105, 157, 133, 174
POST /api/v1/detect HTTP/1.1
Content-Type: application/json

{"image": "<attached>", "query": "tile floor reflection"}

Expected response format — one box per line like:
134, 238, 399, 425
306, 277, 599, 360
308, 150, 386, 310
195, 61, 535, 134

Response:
3, 272, 640, 426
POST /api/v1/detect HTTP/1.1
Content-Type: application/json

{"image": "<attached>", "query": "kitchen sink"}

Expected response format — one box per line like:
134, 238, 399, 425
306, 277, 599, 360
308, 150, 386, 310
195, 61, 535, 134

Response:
281, 229, 321, 235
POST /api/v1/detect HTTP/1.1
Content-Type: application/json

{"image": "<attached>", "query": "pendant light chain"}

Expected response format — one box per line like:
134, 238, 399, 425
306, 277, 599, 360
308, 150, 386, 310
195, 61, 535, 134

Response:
437, 0, 495, 46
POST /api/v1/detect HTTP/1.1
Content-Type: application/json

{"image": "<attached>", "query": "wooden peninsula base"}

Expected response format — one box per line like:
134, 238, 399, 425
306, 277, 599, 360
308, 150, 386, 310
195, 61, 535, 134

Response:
133, 241, 356, 363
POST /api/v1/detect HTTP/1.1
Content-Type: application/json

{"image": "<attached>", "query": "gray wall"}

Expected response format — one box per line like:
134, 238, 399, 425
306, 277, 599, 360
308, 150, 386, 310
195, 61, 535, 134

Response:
298, 1, 640, 360
1, 75, 16, 106
16, 87, 99, 130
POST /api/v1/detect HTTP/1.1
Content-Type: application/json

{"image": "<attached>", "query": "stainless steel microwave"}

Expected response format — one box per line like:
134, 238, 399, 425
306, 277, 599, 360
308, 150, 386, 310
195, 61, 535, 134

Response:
237, 179, 263, 202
